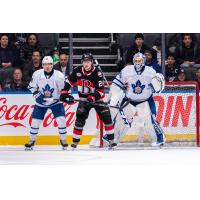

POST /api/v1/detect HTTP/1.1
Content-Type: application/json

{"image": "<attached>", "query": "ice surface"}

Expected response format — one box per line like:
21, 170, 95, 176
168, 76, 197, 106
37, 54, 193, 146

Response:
0, 145, 200, 165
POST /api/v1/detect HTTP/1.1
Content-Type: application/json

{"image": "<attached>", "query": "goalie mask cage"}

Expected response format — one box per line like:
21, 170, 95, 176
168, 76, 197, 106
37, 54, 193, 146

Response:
98, 81, 200, 148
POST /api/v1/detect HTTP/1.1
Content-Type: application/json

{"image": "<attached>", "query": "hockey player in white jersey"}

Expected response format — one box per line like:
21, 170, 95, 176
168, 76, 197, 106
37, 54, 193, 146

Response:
25, 56, 68, 150
110, 52, 165, 147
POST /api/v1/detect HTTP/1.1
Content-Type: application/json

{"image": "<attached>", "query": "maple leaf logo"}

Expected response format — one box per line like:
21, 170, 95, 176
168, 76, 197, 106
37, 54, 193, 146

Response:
42, 84, 54, 98
131, 80, 145, 94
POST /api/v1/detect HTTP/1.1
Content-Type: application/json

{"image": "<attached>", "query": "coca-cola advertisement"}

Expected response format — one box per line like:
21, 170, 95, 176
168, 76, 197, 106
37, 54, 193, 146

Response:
0, 93, 99, 137
0, 92, 197, 144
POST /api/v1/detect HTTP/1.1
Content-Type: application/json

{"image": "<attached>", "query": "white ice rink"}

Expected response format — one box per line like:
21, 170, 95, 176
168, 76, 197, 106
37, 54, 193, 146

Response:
1, 145, 200, 165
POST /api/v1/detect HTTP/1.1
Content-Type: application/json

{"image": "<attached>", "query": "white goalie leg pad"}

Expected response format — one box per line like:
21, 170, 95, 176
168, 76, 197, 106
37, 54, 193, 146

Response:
111, 103, 136, 143
56, 116, 67, 140
136, 102, 157, 143
132, 115, 145, 143
89, 129, 102, 148
30, 119, 43, 141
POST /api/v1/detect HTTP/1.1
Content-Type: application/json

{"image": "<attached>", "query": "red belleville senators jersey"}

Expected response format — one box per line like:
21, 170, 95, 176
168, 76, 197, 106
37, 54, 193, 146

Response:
65, 65, 105, 100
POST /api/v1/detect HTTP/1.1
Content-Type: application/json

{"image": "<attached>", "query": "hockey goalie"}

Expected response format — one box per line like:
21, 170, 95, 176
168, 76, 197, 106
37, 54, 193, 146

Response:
109, 52, 166, 147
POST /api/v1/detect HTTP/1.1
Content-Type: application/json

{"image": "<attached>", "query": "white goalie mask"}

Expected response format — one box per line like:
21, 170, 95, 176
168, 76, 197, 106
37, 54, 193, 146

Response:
133, 53, 146, 72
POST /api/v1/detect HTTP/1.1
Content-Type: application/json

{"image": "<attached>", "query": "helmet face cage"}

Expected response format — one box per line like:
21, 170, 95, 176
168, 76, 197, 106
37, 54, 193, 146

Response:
133, 53, 145, 71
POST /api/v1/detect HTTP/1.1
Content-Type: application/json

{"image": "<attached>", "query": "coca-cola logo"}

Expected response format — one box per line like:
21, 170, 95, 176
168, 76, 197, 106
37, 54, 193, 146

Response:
0, 97, 78, 128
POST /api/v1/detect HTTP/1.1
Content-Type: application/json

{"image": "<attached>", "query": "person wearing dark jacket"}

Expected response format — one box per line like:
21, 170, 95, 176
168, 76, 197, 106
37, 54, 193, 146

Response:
3, 68, 28, 92
174, 69, 188, 82
125, 33, 150, 65
23, 50, 42, 82
20, 33, 43, 65
165, 53, 180, 82
0, 34, 17, 85
144, 49, 161, 73
0, 34, 16, 68
175, 33, 200, 67
53, 53, 70, 78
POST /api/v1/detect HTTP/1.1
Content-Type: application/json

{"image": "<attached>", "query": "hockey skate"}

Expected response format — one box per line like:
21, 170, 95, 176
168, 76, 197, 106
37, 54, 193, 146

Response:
151, 133, 166, 147
60, 140, 68, 150
102, 134, 117, 150
71, 138, 80, 150
25, 140, 35, 150
71, 143, 78, 150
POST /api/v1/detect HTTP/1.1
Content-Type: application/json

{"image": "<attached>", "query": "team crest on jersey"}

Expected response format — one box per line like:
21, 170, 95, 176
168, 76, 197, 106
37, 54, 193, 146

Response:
76, 72, 82, 77
42, 84, 54, 98
131, 80, 145, 94
97, 71, 103, 77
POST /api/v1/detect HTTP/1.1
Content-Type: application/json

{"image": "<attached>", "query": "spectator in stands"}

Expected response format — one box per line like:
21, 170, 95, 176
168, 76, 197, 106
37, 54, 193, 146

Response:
175, 33, 200, 67
0, 34, 17, 84
53, 53, 70, 78
20, 33, 42, 64
174, 69, 187, 82
52, 46, 60, 65
195, 67, 200, 87
23, 50, 42, 82
152, 37, 161, 65
125, 33, 150, 64
3, 68, 28, 92
165, 53, 180, 82
144, 49, 161, 73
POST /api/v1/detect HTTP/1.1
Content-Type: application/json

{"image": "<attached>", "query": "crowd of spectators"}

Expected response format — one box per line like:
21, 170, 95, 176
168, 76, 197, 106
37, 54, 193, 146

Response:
1, 33, 200, 93
125, 33, 200, 87
0, 33, 69, 92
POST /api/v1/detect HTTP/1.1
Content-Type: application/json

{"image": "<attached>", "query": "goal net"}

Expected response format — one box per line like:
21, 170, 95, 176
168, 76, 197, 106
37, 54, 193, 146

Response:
90, 81, 200, 148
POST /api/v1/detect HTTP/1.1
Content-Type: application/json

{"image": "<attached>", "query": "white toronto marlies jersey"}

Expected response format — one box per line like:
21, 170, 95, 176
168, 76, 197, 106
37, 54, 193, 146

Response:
113, 65, 157, 102
28, 69, 65, 107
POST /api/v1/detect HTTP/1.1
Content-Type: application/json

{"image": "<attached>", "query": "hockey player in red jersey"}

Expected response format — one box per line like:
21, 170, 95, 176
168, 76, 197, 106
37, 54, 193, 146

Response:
60, 53, 116, 149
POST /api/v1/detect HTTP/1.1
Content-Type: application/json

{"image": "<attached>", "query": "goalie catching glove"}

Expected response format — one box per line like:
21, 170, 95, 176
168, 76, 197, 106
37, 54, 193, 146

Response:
149, 73, 165, 93
60, 90, 74, 105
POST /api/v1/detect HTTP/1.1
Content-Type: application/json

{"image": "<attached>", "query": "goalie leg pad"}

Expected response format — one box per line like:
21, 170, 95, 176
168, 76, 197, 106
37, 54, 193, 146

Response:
137, 101, 157, 142
148, 96, 165, 143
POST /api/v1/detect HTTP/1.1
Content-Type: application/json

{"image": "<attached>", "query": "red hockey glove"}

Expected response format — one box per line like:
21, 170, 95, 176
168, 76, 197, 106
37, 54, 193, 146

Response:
87, 95, 96, 103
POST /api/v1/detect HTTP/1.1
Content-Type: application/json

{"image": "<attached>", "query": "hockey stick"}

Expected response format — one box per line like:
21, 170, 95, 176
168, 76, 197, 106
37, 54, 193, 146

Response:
73, 98, 129, 109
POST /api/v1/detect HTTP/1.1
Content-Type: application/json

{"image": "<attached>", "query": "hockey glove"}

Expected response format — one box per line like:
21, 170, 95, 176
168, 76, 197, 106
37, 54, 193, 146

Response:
34, 92, 46, 104
87, 95, 96, 103
60, 92, 75, 105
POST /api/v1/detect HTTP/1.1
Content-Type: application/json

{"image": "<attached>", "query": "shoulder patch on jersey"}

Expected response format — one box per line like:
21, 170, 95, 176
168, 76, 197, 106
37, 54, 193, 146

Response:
76, 72, 82, 77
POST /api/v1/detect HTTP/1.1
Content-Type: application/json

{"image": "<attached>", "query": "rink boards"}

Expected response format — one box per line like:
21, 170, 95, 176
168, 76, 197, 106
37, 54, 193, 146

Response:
0, 92, 198, 145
